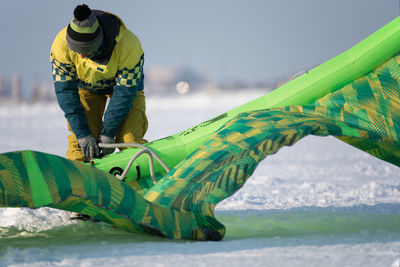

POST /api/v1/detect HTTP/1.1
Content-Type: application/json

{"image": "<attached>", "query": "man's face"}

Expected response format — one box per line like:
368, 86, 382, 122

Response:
79, 52, 93, 58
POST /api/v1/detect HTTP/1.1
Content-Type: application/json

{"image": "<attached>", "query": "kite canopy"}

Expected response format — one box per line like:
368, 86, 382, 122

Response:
1, 18, 400, 240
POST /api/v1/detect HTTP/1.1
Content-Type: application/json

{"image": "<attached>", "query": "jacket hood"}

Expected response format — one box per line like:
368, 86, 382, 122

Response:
91, 10, 121, 65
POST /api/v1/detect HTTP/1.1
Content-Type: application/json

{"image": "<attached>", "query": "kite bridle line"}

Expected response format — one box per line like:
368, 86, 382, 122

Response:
98, 142, 170, 183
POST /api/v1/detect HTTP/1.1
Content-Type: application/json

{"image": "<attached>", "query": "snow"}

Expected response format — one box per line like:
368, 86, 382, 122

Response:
1, 90, 400, 266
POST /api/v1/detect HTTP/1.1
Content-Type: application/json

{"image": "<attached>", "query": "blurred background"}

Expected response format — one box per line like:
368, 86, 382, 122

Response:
1, 3, 400, 265
0, 0, 398, 101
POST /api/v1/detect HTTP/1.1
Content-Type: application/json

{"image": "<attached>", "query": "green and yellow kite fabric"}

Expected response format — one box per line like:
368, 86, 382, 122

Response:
143, 51, 400, 237
0, 150, 225, 240
1, 51, 400, 241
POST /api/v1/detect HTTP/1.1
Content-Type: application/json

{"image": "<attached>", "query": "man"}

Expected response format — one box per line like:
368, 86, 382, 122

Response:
50, 4, 148, 162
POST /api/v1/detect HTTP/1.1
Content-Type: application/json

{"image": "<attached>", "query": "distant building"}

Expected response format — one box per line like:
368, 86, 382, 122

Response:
0, 73, 56, 103
11, 73, 22, 102
31, 75, 56, 103
0, 75, 11, 98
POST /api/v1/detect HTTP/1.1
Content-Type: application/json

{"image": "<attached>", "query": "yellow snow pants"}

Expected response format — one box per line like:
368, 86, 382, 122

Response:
66, 89, 148, 162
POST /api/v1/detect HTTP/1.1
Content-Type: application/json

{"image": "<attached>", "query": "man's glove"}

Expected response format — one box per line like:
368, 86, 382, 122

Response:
77, 135, 100, 160
97, 135, 116, 156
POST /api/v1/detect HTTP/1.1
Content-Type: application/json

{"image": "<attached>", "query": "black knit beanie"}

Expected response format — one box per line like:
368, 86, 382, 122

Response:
66, 4, 104, 54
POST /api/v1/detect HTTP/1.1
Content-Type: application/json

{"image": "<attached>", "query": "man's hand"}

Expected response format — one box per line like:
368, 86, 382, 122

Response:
98, 135, 116, 156
77, 135, 100, 160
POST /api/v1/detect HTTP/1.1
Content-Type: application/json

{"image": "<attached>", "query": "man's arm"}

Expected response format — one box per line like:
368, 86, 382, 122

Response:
100, 54, 144, 138
50, 53, 91, 139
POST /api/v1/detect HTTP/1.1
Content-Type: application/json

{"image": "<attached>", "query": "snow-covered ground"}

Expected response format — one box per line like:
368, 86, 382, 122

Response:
1, 90, 400, 266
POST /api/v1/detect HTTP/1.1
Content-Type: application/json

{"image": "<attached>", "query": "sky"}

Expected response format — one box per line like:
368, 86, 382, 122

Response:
0, 0, 398, 91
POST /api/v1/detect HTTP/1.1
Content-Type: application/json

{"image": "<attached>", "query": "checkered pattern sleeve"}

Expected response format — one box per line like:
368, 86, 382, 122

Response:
116, 54, 144, 87
50, 53, 78, 82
